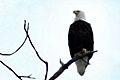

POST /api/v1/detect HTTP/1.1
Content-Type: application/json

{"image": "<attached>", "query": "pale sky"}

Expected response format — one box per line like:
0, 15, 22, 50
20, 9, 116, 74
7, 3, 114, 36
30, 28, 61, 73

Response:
0, 0, 120, 80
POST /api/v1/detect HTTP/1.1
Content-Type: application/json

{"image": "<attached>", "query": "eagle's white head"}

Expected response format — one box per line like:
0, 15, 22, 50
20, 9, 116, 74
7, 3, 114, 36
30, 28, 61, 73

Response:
73, 10, 86, 21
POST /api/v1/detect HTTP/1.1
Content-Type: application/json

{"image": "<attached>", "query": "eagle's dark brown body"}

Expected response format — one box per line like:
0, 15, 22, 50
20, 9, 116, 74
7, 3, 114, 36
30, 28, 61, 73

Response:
68, 20, 94, 61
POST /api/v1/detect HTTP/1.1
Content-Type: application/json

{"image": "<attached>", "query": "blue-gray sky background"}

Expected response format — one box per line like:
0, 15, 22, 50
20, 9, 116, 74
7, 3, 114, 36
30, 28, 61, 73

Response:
0, 0, 120, 80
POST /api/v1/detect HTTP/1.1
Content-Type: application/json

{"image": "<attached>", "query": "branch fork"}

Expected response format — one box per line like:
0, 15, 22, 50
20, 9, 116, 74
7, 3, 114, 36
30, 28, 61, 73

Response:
0, 20, 48, 80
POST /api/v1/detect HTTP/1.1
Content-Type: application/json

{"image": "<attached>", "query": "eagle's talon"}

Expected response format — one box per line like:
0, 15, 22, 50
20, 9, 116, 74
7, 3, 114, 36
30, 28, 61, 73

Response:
82, 48, 87, 53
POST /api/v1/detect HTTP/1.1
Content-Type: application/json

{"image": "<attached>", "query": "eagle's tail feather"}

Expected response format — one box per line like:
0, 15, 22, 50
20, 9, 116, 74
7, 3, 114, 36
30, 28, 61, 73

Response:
75, 56, 89, 76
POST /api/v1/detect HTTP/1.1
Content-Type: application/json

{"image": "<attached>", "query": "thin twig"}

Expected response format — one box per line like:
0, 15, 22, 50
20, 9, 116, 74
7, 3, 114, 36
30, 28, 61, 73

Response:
24, 21, 48, 80
59, 58, 64, 66
0, 60, 22, 80
49, 50, 97, 80
0, 60, 35, 80
19, 74, 35, 79
0, 21, 28, 56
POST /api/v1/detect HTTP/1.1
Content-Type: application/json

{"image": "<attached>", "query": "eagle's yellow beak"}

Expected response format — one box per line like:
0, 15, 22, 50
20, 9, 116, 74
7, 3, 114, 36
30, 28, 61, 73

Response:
73, 10, 76, 13
73, 10, 76, 14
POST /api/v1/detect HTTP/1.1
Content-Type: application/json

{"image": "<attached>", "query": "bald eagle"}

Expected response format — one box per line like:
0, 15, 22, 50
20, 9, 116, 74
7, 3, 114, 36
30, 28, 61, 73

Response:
68, 10, 94, 76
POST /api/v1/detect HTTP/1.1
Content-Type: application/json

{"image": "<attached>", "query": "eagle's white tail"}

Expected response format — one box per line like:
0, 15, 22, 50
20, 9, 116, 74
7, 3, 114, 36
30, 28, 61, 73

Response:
75, 56, 88, 76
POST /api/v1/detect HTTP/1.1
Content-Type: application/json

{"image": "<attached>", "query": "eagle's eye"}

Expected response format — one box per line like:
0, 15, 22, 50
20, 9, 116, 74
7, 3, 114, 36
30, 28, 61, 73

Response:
76, 10, 80, 13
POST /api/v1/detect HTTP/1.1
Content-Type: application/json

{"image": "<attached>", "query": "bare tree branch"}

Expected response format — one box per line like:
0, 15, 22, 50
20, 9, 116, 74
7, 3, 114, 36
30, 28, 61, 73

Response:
0, 60, 35, 80
0, 20, 28, 56
0, 20, 48, 80
49, 50, 97, 80
24, 21, 48, 80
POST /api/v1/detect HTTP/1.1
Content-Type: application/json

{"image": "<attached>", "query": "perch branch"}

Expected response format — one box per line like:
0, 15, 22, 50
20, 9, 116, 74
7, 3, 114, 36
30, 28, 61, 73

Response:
0, 20, 28, 56
24, 21, 48, 80
0, 60, 35, 80
49, 50, 97, 80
